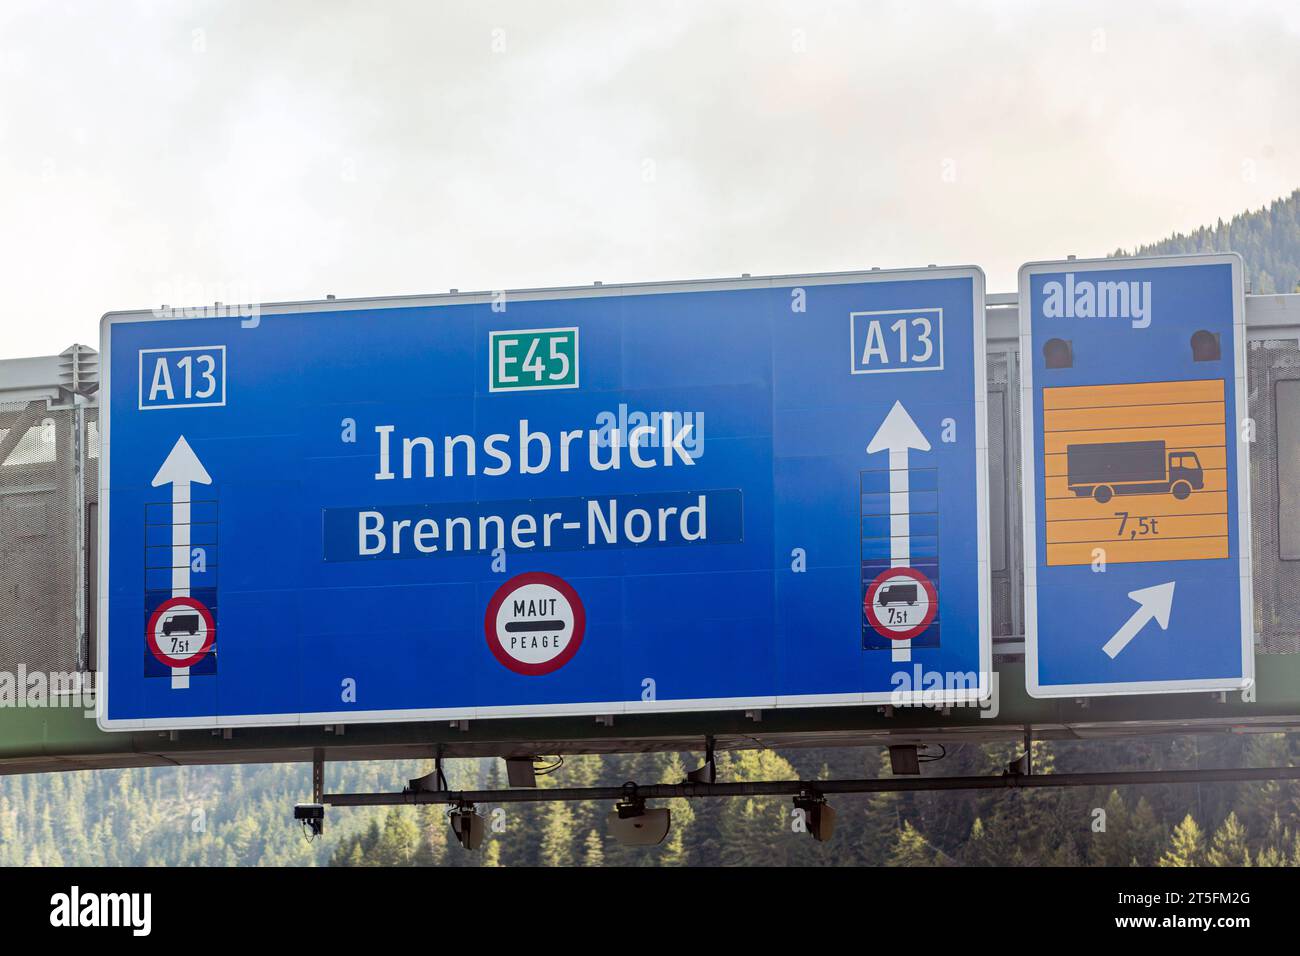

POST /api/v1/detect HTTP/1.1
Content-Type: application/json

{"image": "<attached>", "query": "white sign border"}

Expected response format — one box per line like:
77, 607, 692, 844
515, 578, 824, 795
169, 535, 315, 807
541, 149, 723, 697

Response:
1017, 252, 1255, 698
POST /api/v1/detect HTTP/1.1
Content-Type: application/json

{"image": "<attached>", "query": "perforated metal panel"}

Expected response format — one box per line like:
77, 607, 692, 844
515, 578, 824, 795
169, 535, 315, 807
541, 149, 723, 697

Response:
1247, 337, 1300, 653
987, 351, 1020, 639
84, 405, 99, 670
0, 402, 81, 672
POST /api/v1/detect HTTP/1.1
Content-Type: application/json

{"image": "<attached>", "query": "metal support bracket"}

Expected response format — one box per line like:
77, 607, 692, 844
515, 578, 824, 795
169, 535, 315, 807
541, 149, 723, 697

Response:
1007, 726, 1034, 776
312, 748, 324, 804
407, 747, 449, 793
686, 735, 717, 784
323, 764, 1300, 810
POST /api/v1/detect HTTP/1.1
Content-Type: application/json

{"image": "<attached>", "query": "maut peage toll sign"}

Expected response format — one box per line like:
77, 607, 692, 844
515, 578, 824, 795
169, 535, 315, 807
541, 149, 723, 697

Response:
98, 269, 991, 730
1019, 253, 1254, 698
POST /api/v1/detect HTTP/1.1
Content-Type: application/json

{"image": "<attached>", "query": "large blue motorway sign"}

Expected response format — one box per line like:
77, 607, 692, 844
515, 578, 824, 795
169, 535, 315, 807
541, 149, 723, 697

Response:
98, 268, 991, 730
1019, 254, 1254, 697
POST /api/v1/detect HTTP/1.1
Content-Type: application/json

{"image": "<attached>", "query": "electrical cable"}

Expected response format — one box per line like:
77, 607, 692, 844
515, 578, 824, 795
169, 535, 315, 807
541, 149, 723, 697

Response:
918, 743, 947, 763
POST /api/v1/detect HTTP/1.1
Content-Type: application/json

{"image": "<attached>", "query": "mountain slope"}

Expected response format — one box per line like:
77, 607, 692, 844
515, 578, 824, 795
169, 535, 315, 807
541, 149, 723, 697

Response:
1112, 189, 1300, 293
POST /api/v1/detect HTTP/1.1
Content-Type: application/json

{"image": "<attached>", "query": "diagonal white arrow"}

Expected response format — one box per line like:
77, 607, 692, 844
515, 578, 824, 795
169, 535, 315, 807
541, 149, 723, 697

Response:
1102, 581, 1176, 659
867, 401, 930, 662
152, 436, 212, 688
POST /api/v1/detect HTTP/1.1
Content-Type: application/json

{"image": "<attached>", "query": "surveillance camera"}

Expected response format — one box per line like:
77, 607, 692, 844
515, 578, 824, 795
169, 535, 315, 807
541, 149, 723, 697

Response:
808, 802, 836, 842
607, 806, 671, 846
450, 806, 485, 851
294, 803, 325, 837
792, 796, 835, 843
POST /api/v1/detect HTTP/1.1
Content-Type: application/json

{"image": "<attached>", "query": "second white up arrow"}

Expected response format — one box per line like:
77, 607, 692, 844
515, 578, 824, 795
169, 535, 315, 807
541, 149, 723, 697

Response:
866, 401, 930, 663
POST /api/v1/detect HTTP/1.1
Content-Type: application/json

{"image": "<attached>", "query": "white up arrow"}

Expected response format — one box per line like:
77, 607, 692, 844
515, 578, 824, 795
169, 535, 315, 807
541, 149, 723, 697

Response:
867, 401, 931, 663
152, 436, 212, 688
1102, 581, 1176, 659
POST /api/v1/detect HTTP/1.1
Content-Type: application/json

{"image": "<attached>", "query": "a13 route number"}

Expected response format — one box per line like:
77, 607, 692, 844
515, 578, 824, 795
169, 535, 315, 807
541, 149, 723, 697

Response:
851, 308, 944, 374
139, 346, 227, 410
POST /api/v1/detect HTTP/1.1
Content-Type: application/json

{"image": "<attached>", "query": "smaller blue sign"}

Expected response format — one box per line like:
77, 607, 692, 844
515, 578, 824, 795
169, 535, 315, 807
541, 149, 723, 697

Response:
1019, 253, 1254, 697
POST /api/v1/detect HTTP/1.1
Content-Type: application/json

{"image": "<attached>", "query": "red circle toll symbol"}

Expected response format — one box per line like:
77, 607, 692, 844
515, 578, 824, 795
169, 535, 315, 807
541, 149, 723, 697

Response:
863, 566, 938, 641
485, 572, 586, 676
146, 596, 216, 668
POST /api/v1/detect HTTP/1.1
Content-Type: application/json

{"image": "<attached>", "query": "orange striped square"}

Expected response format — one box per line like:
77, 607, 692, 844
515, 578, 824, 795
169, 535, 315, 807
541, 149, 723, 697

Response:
1042, 379, 1229, 567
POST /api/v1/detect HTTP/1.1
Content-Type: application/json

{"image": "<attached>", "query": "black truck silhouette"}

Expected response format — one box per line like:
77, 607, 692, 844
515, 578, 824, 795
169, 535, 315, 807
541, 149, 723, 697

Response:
162, 612, 200, 637
877, 583, 918, 607
1066, 440, 1204, 503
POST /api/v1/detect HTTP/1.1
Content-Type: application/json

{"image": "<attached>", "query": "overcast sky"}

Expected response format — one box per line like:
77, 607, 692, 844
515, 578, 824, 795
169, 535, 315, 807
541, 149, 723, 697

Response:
0, 0, 1297, 359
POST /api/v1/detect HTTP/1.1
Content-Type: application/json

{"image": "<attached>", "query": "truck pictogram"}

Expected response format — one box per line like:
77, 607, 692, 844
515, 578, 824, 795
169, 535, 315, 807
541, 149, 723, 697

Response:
1065, 440, 1204, 504
162, 612, 201, 637
877, 583, 919, 607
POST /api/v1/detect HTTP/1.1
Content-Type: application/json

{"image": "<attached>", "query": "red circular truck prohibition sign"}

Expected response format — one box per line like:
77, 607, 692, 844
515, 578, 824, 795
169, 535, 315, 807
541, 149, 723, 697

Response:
146, 596, 216, 668
485, 572, 586, 675
864, 566, 938, 641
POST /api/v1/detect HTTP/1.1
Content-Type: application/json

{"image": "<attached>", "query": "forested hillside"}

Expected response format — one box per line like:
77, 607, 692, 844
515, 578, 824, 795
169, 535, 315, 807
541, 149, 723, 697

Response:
3, 733, 1300, 867
3, 190, 1299, 868
1112, 188, 1300, 293
322, 735, 1300, 867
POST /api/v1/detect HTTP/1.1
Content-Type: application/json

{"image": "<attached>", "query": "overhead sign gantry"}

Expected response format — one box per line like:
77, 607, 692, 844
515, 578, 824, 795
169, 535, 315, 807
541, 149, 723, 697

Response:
99, 268, 991, 730
1018, 253, 1254, 697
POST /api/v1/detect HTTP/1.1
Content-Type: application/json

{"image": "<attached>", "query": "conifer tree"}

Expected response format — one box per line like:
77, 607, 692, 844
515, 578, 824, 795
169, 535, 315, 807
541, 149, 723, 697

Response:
374, 808, 420, 866
886, 822, 935, 866
581, 829, 604, 867
538, 801, 575, 867
1158, 814, 1205, 867
1206, 812, 1250, 867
